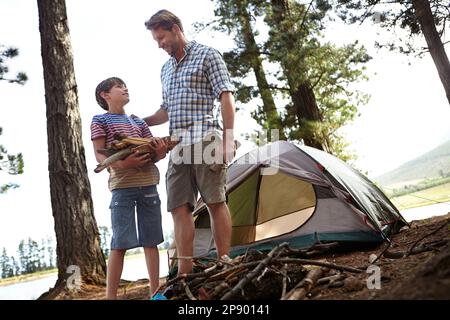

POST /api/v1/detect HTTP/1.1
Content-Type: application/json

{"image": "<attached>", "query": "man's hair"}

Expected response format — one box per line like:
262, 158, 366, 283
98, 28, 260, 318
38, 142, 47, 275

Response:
95, 77, 126, 111
144, 9, 184, 32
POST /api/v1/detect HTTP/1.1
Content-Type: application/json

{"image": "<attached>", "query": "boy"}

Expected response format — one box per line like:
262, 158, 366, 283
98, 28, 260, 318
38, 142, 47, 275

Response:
91, 77, 167, 299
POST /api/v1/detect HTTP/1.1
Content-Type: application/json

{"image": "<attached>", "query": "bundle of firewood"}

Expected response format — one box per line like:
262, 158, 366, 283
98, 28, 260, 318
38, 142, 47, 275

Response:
157, 242, 366, 300
157, 219, 450, 300
94, 133, 180, 173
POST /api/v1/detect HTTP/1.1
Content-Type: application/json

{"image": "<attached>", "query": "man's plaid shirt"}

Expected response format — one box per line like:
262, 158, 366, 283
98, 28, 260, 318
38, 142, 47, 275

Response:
160, 41, 234, 146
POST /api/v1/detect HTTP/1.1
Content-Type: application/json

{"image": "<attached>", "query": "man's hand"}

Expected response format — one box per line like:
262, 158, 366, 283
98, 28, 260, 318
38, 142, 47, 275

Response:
149, 137, 168, 162
222, 131, 235, 164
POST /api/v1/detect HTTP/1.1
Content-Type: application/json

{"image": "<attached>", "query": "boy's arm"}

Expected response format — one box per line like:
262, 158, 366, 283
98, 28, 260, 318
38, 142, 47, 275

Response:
92, 138, 108, 163
142, 107, 169, 126
92, 138, 151, 169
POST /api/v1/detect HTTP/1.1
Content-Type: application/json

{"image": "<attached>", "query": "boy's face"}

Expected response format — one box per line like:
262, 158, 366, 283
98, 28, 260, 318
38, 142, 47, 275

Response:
151, 26, 179, 57
103, 83, 129, 106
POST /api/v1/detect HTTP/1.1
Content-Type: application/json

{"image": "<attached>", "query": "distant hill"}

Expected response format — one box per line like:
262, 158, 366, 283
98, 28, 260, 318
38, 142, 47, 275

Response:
373, 140, 450, 187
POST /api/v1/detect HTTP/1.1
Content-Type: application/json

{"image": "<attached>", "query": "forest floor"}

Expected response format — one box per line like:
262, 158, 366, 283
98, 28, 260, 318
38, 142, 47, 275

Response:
46, 212, 450, 300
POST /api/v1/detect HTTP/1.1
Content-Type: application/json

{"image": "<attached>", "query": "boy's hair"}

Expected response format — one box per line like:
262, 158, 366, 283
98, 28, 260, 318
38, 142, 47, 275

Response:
95, 77, 126, 111
144, 9, 184, 33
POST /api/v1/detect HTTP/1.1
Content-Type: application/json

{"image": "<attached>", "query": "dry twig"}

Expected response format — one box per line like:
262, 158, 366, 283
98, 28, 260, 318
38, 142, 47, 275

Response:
220, 242, 289, 300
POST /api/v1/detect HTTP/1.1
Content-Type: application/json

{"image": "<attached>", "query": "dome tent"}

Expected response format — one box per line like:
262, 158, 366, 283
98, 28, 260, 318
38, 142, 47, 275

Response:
172, 141, 408, 263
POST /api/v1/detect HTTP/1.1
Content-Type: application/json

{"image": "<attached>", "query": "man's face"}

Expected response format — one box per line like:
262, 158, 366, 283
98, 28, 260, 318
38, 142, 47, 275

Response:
151, 26, 179, 56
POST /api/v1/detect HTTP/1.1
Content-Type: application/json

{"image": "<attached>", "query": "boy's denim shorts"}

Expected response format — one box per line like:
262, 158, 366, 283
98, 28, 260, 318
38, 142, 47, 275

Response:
109, 184, 164, 250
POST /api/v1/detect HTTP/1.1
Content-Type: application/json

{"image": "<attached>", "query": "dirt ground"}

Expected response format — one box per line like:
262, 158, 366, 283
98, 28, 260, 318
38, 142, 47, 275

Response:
51, 213, 450, 300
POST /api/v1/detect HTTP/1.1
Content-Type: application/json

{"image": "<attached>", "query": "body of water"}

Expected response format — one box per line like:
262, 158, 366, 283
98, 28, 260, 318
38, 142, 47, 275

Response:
0, 253, 169, 300
400, 201, 450, 222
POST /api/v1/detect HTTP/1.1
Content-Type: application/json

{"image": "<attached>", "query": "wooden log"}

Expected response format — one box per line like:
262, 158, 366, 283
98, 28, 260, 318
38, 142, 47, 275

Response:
282, 268, 324, 300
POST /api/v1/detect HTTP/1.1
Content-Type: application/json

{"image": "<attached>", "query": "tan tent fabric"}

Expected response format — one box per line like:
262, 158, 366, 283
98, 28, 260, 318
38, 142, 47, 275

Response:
256, 172, 316, 224
255, 206, 315, 241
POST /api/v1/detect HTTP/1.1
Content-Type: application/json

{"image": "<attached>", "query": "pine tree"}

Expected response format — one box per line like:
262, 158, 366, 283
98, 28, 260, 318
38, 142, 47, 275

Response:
17, 240, 27, 275
1, 248, 11, 278
210, 0, 370, 159
40, 239, 47, 270
0, 45, 26, 193
46, 237, 55, 269
37, 0, 106, 292
11, 256, 19, 276
0, 45, 27, 84
337, 0, 450, 104
27, 238, 40, 273
98, 226, 111, 258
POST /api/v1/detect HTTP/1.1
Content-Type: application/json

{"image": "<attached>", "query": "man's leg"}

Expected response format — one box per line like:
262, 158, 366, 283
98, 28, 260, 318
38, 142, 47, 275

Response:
206, 202, 232, 258
172, 204, 195, 274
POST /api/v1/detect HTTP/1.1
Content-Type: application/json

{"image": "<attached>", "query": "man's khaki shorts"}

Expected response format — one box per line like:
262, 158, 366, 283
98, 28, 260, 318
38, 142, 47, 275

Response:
165, 138, 227, 212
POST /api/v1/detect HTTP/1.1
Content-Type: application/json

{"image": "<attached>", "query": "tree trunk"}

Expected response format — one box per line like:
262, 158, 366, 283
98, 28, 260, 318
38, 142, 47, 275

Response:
412, 0, 450, 105
37, 0, 106, 290
270, 0, 324, 149
291, 84, 324, 150
237, 1, 287, 140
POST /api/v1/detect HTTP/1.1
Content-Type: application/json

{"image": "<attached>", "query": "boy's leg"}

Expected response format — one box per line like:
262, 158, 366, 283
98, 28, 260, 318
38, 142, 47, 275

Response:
171, 204, 195, 274
143, 246, 160, 296
136, 185, 164, 295
206, 202, 232, 259
106, 249, 126, 299
108, 187, 139, 299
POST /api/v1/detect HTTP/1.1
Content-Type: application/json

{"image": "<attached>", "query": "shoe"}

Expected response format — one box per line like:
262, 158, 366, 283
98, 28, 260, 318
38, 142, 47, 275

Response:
150, 292, 167, 300
220, 254, 232, 263
219, 254, 233, 270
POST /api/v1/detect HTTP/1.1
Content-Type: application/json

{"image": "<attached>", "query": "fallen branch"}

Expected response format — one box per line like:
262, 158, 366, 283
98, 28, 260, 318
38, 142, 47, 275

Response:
181, 280, 197, 300
277, 258, 364, 273
406, 219, 449, 257
220, 242, 289, 300
370, 241, 392, 265
384, 239, 449, 259
281, 264, 289, 299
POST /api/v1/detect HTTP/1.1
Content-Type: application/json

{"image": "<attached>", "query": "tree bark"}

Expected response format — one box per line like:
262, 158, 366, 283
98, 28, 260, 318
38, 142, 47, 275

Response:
270, 0, 325, 149
412, 0, 450, 105
237, 1, 287, 140
37, 0, 106, 289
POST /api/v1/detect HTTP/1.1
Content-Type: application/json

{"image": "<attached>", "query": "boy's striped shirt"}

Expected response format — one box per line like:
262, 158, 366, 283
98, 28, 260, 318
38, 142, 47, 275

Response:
91, 113, 159, 191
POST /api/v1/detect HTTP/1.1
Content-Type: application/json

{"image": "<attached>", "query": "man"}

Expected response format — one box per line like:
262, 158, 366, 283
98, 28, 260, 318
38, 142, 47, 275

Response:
143, 10, 236, 274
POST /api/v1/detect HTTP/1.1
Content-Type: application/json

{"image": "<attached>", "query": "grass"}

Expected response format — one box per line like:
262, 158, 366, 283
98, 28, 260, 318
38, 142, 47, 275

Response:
390, 181, 450, 210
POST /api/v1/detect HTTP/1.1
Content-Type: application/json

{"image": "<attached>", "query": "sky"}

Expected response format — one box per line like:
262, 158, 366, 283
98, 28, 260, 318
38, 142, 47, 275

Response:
0, 0, 449, 255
